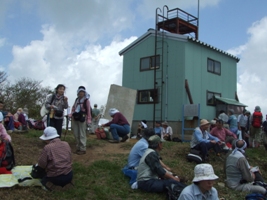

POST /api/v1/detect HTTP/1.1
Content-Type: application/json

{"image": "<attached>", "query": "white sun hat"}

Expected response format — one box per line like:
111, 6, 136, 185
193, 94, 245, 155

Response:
39, 126, 59, 140
192, 164, 218, 182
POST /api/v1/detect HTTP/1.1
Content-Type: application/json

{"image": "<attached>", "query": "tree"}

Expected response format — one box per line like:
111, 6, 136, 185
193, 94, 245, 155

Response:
0, 78, 53, 119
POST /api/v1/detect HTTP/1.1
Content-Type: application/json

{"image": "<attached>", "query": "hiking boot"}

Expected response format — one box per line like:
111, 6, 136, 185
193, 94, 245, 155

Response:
76, 151, 86, 155
108, 139, 120, 143
120, 135, 129, 142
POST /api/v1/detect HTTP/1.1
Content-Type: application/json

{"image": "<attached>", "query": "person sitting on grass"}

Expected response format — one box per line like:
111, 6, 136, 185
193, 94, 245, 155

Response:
154, 121, 162, 138
225, 139, 267, 196
123, 128, 174, 187
102, 108, 130, 143
161, 121, 173, 141
190, 119, 221, 162
37, 126, 73, 191
137, 135, 186, 193
0, 112, 11, 142
178, 163, 219, 200
210, 119, 237, 150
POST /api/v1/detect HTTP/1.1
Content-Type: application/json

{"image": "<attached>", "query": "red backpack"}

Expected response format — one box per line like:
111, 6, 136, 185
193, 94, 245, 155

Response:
252, 111, 262, 128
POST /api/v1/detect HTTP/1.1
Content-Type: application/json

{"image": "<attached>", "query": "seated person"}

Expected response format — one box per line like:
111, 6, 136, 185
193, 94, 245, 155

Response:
190, 119, 221, 162
102, 108, 130, 143
123, 129, 175, 187
137, 135, 186, 193
137, 120, 147, 139
37, 127, 73, 191
122, 128, 155, 185
4, 111, 15, 132
210, 119, 237, 149
225, 139, 267, 195
13, 109, 21, 129
161, 121, 173, 141
0, 113, 13, 173
0, 112, 11, 142
178, 164, 219, 200
154, 121, 162, 137
17, 108, 27, 130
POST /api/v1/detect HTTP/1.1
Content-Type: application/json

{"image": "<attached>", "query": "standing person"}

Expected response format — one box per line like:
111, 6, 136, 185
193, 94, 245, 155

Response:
37, 127, 73, 191
262, 115, 267, 150
102, 108, 130, 143
45, 84, 68, 137
237, 110, 250, 144
218, 110, 229, 129
228, 109, 238, 135
91, 104, 100, 134
178, 164, 219, 200
250, 106, 263, 148
70, 86, 91, 155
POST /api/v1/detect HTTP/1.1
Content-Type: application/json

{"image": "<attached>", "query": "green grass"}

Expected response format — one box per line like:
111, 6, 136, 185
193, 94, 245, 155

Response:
6, 130, 267, 200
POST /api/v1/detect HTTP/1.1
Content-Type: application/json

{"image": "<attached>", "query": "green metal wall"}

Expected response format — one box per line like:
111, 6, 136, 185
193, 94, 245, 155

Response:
122, 35, 238, 122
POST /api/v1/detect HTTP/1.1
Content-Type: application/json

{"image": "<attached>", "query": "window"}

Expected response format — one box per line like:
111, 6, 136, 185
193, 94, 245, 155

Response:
207, 58, 221, 75
137, 89, 158, 104
207, 91, 221, 106
140, 55, 160, 71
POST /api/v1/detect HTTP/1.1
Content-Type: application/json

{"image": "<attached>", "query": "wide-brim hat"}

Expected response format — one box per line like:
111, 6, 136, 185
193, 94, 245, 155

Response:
200, 119, 210, 126
192, 164, 218, 182
162, 121, 168, 126
40, 127, 59, 140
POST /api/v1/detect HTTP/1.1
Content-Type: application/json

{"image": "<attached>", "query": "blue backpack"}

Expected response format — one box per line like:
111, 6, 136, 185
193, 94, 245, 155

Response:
245, 193, 266, 200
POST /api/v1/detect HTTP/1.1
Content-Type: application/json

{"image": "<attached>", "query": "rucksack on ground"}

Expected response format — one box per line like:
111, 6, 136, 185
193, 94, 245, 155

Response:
0, 141, 15, 171
166, 183, 186, 200
245, 192, 266, 200
186, 149, 202, 164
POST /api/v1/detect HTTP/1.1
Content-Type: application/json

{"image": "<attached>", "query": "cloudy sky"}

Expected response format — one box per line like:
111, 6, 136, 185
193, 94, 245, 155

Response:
0, 0, 267, 116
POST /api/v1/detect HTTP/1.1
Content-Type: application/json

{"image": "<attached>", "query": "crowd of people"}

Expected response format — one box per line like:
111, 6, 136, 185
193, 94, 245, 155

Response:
1, 85, 267, 198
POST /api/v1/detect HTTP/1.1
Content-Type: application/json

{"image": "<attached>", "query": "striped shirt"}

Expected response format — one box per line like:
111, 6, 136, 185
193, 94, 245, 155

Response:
38, 138, 72, 177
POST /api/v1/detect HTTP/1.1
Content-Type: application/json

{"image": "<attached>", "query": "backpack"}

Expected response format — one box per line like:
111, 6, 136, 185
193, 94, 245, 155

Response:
30, 164, 46, 179
245, 193, 266, 200
186, 149, 202, 164
252, 112, 262, 128
75, 98, 93, 117
0, 141, 15, 170
95, 127, 107, 139
33, 120, 45, 130
166, 183, 186, 200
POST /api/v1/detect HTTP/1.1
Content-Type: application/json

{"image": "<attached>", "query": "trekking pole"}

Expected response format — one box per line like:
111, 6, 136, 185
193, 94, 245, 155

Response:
64, 115, 69, 140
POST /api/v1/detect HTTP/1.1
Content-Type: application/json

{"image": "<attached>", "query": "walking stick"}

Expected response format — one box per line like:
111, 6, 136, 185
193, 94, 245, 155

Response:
64, 115, 69, 140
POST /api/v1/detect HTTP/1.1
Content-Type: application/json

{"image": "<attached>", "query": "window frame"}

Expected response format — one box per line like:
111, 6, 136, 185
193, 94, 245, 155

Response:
137, 89, 158, 104
207, 58, 221, 75
140, 55, 160, 71
206, 91, 221, 106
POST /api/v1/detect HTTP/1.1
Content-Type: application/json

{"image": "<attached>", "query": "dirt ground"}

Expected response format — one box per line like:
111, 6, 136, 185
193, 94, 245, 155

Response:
11, 131, 137, 167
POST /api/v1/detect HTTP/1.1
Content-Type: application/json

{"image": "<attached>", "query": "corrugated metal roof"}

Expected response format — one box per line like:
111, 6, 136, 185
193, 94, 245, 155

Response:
119, 29, 240, 62
188, 37, 240, 62
215, 96, 247, 107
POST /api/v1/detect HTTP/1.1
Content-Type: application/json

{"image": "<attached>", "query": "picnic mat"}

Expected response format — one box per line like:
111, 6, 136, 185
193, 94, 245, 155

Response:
0, 165, 42, 188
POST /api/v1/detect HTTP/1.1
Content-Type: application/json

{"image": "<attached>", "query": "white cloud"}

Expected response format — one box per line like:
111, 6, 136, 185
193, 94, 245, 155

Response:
34, 0, 135, 43
8, 25, 137, 108
234, 16, 267, 115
